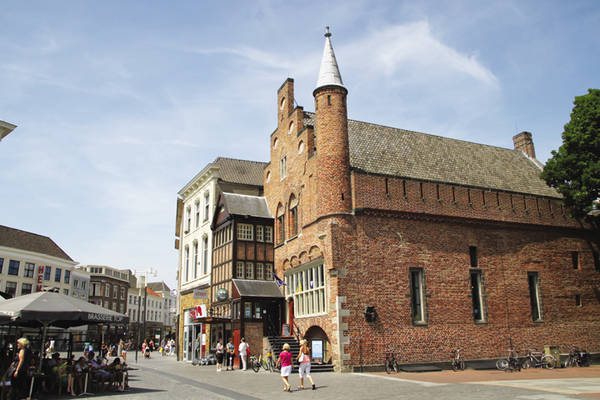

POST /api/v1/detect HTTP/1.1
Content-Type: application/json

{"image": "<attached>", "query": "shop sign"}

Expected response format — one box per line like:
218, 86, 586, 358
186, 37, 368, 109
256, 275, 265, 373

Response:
193, 289, 208, 299
216, 288, 228, 301
312, 340, 323, 361
189, 304, 207, 319
36, 265, 45, 292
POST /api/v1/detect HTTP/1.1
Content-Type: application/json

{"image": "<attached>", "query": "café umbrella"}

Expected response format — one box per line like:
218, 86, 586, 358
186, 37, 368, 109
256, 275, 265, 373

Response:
0, 291, 129, 397
0, 291, 128, 328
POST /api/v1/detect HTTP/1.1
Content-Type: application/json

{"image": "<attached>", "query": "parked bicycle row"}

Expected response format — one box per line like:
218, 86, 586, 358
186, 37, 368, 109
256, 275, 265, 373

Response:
384, 346, 592, 374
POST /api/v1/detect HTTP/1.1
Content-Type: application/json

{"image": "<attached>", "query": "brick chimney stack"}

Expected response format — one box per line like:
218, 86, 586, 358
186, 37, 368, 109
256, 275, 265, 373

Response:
513, 131, 536, 159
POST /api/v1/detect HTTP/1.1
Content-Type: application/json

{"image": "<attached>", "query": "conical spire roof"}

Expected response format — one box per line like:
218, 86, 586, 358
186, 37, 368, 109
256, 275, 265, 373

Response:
315, 27, 345, 91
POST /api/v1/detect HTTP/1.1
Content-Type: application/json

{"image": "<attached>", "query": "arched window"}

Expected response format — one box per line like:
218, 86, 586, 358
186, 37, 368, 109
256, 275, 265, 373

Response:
289, 194, 298, 237
276, 203, 285, 244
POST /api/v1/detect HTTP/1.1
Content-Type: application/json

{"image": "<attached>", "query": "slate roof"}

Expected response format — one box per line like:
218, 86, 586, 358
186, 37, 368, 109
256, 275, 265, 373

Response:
222, 193, 272, 219
0, 225, 74, 261
213, 157, 267, 187
232, 279, 284, 298
303, 112, 559, 198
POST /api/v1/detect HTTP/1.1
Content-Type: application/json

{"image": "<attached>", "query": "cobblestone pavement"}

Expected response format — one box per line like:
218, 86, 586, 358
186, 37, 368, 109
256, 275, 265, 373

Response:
56, 355, 600, 400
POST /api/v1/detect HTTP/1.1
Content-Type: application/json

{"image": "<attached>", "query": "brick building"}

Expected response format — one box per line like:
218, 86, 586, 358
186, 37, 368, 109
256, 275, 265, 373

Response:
263, 28, 599, 371
80, 265, 131, 315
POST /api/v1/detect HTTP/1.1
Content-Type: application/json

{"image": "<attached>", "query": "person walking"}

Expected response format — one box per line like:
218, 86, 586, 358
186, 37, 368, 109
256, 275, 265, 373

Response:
297, 339, 315, 390
238, 338, 248, 371
225, 338, 235, 371
215, 339, 224, 372
276, 343, 293, 392
10, 337, 33, 400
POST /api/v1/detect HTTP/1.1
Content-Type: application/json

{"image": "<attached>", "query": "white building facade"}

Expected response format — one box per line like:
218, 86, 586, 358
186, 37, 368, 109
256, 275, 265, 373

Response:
175, 157, 266, 361
0, 225, 78, 298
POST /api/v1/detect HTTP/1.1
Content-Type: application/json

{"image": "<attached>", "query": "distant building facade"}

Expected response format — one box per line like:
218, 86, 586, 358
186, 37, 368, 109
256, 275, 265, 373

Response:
70, 268, 90, 301
79, 265, 131, 314
0, 225, 78, 298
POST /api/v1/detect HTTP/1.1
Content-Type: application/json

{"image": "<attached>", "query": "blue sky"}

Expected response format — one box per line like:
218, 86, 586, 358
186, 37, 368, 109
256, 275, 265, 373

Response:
1, 1, 598, 288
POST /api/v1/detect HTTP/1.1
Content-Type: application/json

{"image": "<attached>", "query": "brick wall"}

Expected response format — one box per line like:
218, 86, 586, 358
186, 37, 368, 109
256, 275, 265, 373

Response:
336, 213, 599, 368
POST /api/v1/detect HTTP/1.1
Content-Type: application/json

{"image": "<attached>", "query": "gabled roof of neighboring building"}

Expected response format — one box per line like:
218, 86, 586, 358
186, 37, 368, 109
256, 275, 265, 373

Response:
222, 193, 272, 219
303, 112, 559, 198
147, 281, 170, 293
178, 157, 267, 197
0, 225, 74, 261
232, 279, 284, 298
146, 287, 161, 297
213, 157, 267, 186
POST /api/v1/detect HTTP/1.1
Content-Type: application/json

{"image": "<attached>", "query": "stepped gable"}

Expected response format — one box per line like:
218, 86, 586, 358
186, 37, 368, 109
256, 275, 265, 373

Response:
213, 157, 267, 187
303, 112, 559, 198
0, 225, 73, 261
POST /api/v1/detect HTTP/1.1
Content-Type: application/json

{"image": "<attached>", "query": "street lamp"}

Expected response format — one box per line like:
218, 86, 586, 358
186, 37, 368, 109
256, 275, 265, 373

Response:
133, 268, 157, 362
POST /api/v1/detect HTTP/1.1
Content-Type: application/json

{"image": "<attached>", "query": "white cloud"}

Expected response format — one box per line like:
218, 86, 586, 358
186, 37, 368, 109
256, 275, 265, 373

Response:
341, 21, 498, 87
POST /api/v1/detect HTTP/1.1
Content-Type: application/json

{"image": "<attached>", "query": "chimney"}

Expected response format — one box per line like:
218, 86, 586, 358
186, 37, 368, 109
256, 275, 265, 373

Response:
513, 131, 536, 159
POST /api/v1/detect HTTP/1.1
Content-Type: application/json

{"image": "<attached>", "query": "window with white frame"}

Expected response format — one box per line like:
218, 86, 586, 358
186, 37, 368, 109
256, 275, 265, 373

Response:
24, 263, 35, 278
528, 271, 543, 322
265, 264, 273, 280
264, 227, 273, 243
193, 241, 198, 279
104, 285, 110, 297
245, 262, 254, 279
256, 226, 264, 242
470, 269, 487, 323
409, 268, 427, 325
237, 224, 254, 241
186, 207, 191, 232
286, 263, 325, 317
202, 236, 208, 275
236, 262, 245, 279
280, 156, 287, 179
204, 192, 210, 221
195, 200, 200, 228
185, 246, 190, 282
256, 263, 264, 280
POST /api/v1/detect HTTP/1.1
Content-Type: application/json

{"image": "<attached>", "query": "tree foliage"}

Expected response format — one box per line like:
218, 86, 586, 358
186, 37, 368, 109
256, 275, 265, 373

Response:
541, 89, 600, 222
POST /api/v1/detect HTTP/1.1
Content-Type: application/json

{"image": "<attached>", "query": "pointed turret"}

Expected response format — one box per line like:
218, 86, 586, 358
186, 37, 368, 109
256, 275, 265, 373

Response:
315, 27, 345, 93
313, 27, 352, 217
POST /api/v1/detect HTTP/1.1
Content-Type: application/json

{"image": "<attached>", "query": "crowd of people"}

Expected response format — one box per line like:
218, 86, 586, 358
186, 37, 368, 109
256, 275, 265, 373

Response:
214, 337, 316, 392
141, 338, 176, 358
2, 337, 132, 400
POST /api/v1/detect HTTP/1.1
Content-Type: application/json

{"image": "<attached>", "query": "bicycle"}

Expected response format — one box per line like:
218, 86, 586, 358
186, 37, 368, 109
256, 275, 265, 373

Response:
450, 349, 466, 371
262, 351, 275, 372
249, 354, 261, 372
565, 346, 591, 368
496, 348, 521, 372
521, 348, 555, 369
384, 352, 399, 374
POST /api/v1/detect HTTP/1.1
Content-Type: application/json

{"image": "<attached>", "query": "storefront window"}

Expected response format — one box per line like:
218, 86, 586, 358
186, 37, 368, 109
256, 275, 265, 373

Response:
244, 302, 252, 318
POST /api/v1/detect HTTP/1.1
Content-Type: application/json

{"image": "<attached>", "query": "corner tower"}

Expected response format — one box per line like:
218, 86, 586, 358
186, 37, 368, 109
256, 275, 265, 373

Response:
313, 27, 352, 216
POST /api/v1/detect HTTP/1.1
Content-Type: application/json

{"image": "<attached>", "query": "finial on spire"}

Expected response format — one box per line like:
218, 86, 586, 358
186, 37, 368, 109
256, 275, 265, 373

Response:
315, 26, 344, 91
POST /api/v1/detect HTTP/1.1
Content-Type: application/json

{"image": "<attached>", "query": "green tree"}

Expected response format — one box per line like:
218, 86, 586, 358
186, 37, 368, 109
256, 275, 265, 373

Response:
541, 89, 600, 223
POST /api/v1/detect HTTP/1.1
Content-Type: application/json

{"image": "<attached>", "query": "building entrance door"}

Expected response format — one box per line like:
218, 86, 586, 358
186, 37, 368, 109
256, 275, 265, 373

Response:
264, 300, 281, 337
